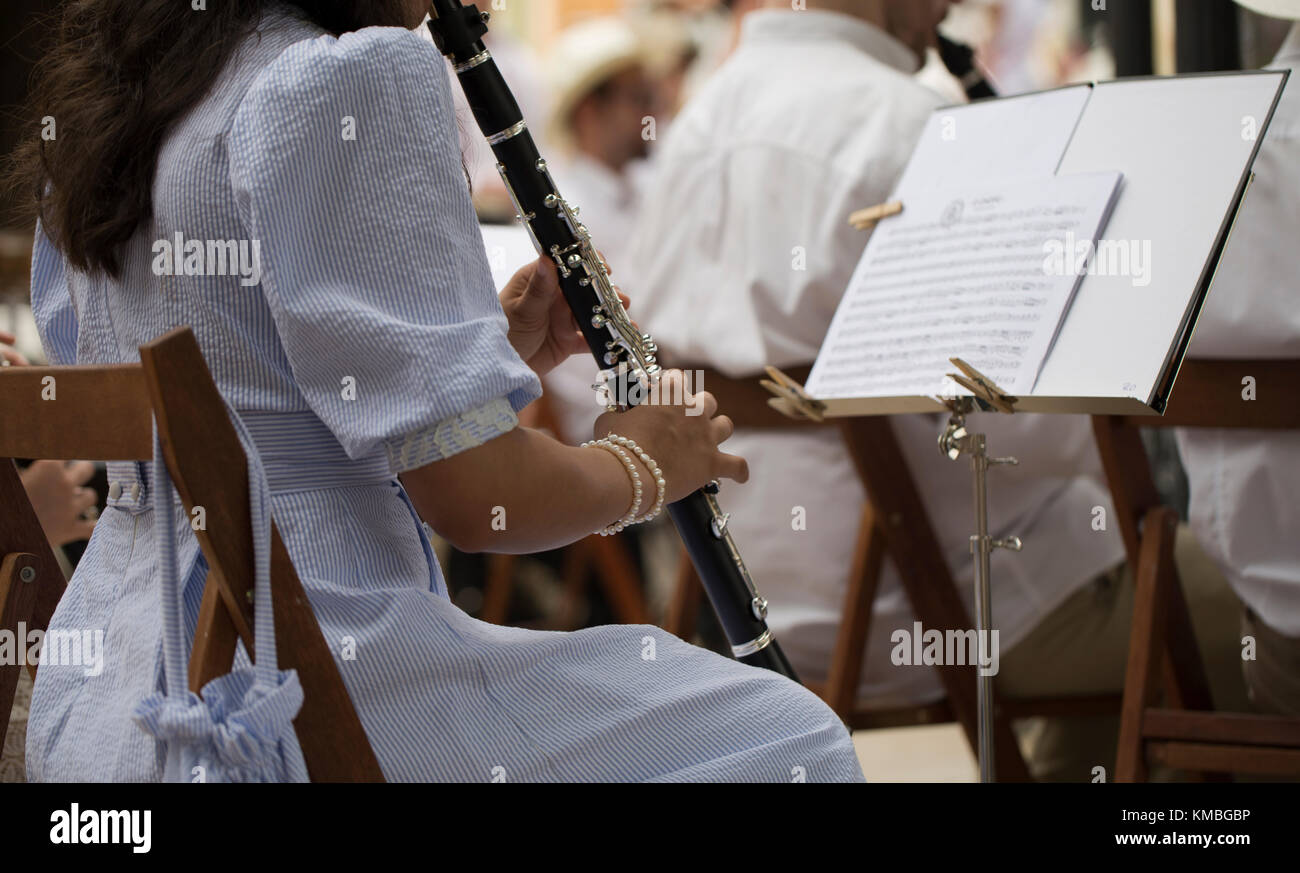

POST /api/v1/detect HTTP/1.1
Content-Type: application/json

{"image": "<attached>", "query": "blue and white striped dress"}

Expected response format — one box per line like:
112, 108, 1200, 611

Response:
24, 7, 863, 782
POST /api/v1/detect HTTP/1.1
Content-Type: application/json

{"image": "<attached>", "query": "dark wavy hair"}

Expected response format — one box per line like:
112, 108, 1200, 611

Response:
6, 0, 411, 277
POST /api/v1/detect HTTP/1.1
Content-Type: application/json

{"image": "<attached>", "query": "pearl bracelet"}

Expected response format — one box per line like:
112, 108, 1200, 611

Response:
581, 433, 668, 535
582, 438, 642, 535
602, 433, 667, 524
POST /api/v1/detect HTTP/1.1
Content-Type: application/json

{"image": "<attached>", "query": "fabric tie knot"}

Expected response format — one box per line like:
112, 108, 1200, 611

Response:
133, 668, 305, 781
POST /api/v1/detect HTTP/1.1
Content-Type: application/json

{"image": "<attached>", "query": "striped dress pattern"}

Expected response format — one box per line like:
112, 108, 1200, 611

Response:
24, 6, 864, 782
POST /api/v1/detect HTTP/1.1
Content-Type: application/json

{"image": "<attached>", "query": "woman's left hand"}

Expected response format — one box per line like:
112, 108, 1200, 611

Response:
499, 254, 629, 377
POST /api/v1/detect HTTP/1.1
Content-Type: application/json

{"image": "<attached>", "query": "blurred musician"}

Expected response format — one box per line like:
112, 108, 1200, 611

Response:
621, 0, 1230, 780
1176, 0, 1300, 716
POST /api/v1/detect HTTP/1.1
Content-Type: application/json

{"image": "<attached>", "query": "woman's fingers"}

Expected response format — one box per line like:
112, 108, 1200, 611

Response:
72, 487, 97, 512
710, 414, 734, 445
713, 451, 749, 484
67, 460, 96, 485
560, 329, 589, 355
693, 389, 718, 420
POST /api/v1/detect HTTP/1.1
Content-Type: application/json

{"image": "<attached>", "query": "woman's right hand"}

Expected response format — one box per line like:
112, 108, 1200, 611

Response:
592, 370, 748, 505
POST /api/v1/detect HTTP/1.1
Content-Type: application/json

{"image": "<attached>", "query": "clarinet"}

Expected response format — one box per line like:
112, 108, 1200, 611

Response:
427, 0, 798, 680
937, 35, 998, 101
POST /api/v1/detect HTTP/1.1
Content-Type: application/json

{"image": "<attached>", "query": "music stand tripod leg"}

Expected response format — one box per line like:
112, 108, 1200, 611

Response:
941, 400, 1023, 783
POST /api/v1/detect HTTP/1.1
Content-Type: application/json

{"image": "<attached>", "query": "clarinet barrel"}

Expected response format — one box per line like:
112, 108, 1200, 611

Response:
428, 0, 798, 679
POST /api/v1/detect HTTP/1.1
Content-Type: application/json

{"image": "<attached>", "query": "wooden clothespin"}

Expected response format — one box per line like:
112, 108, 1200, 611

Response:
848, 200, 903, 231
760, 366, 827, 422
946, 357, 1018, 414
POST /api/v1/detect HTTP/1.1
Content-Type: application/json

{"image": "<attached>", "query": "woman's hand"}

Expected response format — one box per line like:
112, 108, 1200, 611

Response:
1, 329, 30, 366
593, 370, 748, 504
21, 460, 98, 547
498, 254, 628, 377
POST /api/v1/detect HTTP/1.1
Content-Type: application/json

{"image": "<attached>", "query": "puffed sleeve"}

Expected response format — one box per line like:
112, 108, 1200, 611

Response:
29, 222, 79, 366
227, 26, 541, 471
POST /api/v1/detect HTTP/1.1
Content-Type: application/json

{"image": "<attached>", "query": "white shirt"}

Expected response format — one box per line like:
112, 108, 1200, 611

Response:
623, 9, 1125, 704
1176, 23, 1300, 635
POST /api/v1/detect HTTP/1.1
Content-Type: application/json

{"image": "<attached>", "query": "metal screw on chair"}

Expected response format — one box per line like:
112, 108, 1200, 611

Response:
20, 566, 36, 583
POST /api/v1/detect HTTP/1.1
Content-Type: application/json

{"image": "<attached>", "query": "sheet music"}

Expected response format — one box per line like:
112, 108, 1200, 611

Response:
807, 172, 1122, 400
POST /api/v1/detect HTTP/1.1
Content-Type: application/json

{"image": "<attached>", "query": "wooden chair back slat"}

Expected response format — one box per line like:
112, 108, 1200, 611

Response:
1128, 359, 1300, 429
0, 365, 152, 460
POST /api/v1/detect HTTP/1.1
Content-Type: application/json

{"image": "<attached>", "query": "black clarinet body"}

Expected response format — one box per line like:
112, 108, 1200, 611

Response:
427, 0, 797, 679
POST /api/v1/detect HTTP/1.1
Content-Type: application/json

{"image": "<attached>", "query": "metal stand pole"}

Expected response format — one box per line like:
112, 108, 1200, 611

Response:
940, 400, 1021, 783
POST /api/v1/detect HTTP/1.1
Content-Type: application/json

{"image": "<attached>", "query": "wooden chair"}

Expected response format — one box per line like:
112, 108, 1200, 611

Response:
667, 365, 1120, 781
480, 385, 649, 629
1094, 359, 1300, 780
1, 327, 383, 781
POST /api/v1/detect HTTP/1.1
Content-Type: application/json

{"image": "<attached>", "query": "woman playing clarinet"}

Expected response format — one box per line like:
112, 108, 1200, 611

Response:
9, 0, 862, 782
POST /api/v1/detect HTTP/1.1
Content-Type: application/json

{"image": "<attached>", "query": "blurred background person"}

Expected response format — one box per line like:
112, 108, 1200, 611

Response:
617, 0, 1192, 781
420, 11, 553, 218
546, 16, 658, 267
537, 16, 677, 448
1175, 0, 1300, 716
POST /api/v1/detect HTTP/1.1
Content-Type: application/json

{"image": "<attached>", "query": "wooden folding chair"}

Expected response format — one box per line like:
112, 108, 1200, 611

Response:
480, 385, 649, 629
1, 326, 383, 781
667, 365, 1121, 781
1094, 358, 1300, 781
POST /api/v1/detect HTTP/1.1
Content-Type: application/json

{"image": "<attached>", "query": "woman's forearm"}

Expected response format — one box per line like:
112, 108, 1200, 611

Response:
400, 426, 642, 554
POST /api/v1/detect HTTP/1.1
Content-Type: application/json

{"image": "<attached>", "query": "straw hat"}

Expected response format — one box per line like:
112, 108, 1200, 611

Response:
1234, 0, 1300, 20
547, 17, 649, 150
